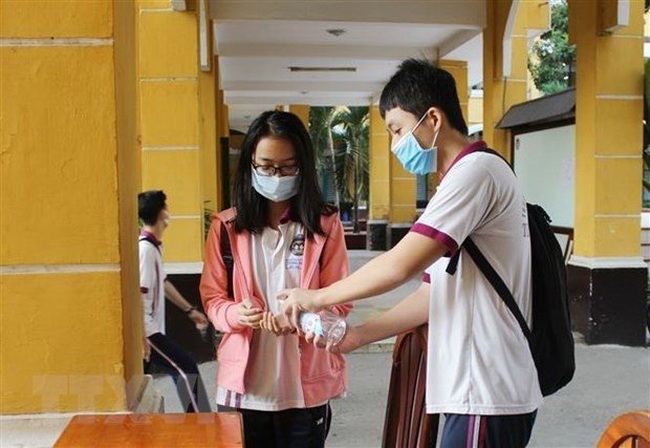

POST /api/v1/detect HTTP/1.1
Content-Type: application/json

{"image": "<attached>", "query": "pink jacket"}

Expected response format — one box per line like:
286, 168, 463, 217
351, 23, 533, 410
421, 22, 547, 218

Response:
199, 207, 353, 407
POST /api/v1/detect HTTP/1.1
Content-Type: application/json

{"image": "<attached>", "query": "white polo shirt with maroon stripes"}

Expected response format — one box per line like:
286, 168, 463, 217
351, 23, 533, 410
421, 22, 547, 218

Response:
139, 231, 167, 337
412, 141, 542, 415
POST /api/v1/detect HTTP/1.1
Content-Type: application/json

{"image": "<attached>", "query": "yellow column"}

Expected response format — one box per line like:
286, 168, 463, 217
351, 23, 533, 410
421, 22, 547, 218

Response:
367, 106, 390, 249
434, 60, 469, 196
439, 60, 469, 125
483, 0, 530, 159
289, 104, 310, 130
570, 0, 644, 258
569, 0, 644, 345
1, 0, 138, 412
389, 128, 417, 246
217, 87, 231, 209
199, 56, 219, 219
137, 2, 203, 262
220, 94, 230, 142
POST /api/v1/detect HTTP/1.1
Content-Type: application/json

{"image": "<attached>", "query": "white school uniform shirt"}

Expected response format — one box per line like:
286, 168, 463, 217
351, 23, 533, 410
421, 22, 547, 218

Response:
412, 142, 543, 415
216, 220, 323, 411
139, 231, 167, 337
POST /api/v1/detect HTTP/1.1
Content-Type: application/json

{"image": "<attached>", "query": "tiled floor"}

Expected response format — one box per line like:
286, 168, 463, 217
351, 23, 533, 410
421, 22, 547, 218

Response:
2, 344, 648, 448
1, 414, 73, 448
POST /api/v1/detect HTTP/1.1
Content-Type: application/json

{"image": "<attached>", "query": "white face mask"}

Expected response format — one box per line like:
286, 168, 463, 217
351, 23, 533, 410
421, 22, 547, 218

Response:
251, 167, 300, 202
160, 210, 171, 228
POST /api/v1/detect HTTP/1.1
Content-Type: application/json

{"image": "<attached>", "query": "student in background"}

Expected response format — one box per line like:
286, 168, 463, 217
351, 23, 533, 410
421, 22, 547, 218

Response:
138, 189, 211, 413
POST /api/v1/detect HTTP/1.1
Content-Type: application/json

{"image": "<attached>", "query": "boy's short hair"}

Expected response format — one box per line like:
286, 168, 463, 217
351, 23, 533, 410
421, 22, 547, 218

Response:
379, 58, 468, 135
138, 190, 167, 226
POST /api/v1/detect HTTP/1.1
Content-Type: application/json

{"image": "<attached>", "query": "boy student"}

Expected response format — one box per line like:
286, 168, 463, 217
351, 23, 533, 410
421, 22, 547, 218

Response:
279, 59, 540, 447
138, 190, 211, 413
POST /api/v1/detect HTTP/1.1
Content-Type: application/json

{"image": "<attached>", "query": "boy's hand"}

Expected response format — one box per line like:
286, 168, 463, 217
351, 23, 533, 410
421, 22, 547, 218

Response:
277, 288, 324, 330
327, 325, 365, 354
188, 309, 208, 326
142, 336, 151, 362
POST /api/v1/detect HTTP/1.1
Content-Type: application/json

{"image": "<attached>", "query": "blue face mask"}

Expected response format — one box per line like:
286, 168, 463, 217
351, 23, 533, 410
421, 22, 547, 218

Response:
391, 113, 440, 175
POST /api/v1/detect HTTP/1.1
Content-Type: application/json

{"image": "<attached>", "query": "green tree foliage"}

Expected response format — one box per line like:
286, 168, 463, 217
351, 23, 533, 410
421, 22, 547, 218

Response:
332, 106, 370, 231
309, 106, 344, 207
309, 106, 370, 230
528, 0, 575, 95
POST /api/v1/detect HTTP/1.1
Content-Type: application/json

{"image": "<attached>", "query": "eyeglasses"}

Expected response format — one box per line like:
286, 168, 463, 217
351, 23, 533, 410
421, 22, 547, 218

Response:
252, 161, 300, 177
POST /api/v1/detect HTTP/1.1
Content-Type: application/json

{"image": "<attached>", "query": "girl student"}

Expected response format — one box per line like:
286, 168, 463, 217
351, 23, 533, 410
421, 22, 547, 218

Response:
200, 110, 352, 447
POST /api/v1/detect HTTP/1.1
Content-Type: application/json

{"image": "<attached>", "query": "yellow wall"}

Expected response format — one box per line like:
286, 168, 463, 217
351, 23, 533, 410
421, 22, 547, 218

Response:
434, 60, 470, 197
483, 0, 542, 159
2, 273, 126, 412
200, 55, 220, 216
439, 60, 469, 126
1, 0, 136, 413
137, 3, 204, 262
219, 89, 230, 140
468, 95, 483, 125
289, 104, 310, 130
569, 0, 644, 257
114, 0, 144, 410
369, 106, 391, 220
389, 146, 416, 223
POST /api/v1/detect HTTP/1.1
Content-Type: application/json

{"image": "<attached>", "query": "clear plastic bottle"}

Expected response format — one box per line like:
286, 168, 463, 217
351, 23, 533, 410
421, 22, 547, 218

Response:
298, 310, 347, 346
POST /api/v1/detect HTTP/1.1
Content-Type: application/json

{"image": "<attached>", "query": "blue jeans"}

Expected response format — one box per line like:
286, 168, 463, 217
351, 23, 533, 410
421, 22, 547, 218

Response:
218, 403, 331, 448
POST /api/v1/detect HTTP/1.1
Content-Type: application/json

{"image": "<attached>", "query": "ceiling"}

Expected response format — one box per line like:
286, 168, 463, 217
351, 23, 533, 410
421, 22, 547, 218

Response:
209, 0, 486, 132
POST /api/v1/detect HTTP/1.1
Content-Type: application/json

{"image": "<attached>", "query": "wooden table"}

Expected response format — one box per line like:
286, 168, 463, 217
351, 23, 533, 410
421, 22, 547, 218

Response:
54, 413, 244, 447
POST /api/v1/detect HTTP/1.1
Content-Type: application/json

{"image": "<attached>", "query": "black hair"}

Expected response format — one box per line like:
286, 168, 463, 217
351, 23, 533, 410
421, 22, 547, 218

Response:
379, 58, 468, 135
233, 110, 336, 237
138, 190, 167, 226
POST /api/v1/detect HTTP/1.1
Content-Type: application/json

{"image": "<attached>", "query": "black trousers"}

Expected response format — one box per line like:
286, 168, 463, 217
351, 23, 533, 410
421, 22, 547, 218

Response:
144, 332, 211, 413
218, 403, 332, 448
440, 410, 537, 448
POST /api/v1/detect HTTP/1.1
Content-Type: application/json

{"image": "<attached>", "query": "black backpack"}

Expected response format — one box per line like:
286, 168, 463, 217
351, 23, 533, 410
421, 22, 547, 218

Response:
446, 151, 575, 396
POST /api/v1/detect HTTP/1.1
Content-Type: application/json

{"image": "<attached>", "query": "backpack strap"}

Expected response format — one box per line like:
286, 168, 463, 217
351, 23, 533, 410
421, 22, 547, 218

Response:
463, 238, 533, 344
139, 235, 162, 254
219, 221, 234, 299
444, 146, 531, 337
445, 147, 512, 278
478, 147, 514, 171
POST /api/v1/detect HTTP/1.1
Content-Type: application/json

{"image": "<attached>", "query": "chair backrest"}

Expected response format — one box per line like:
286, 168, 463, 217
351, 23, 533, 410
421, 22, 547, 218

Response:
382, 324, 439, 448
553, 231, 574, 265
597, 411, 650, 448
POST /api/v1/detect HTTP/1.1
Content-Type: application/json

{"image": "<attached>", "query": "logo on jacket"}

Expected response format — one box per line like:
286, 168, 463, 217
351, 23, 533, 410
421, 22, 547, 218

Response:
289, 234, 305, 256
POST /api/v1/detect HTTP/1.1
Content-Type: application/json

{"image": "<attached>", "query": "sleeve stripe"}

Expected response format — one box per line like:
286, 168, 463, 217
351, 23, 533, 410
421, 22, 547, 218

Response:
410, 222, 459, 254
422, 272, 431, 284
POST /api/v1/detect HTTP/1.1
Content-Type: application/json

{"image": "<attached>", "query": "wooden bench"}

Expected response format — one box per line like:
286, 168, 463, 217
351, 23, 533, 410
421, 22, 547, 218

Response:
54, 413, 244, 448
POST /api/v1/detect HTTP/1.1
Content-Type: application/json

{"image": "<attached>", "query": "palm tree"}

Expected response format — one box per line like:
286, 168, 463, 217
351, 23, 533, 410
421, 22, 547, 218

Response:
309, 106, 340, 208
332, 106, 370, 232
